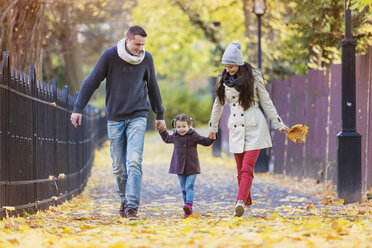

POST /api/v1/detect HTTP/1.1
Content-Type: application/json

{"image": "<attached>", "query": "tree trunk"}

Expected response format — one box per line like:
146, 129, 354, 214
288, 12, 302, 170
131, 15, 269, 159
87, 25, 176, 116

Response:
54, 3, 84, 93
62, 43, 84, 93
41, 45, 56, 83
0, 0, 45, 77
242, 0, 251, 38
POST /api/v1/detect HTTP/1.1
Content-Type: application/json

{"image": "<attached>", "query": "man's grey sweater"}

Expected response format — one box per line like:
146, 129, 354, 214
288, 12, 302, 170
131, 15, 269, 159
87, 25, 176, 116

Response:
73, 46, 164, 121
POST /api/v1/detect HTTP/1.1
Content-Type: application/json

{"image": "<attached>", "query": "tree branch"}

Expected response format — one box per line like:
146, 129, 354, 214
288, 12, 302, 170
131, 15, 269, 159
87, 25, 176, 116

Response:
173, 0, 225, 64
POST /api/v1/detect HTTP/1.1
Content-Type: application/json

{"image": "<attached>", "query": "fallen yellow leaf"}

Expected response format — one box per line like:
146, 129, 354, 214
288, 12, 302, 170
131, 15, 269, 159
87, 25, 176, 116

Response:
288, 124, 309, 143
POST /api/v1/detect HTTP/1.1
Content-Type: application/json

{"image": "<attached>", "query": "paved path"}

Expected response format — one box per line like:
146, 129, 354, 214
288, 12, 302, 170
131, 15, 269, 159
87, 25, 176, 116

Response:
82, 131, 322, 220
140, 162, 320, 219
2, 132, 370, 248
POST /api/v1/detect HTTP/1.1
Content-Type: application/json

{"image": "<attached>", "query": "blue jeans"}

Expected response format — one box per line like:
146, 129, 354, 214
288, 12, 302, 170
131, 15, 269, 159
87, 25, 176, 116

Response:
107, 117, 147, 210
178, 174, 197, 205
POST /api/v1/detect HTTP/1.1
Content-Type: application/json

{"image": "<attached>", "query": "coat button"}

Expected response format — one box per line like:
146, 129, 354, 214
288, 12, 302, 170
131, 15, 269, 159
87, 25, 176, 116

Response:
233, 104, 236, 107
241, 114, 244, 116
232, 96, 235, 98
234, 125, 237, 128
233, 114, 236, 116
242, 124, 244, 127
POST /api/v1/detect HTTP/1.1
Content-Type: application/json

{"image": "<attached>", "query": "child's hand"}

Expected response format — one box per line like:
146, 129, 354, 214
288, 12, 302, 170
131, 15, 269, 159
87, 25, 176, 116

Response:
208, 132, 216, 140
156, 120, 166, 132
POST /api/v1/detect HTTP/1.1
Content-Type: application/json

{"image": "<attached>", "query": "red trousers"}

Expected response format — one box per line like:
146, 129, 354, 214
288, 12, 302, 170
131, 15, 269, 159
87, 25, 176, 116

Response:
234, 150, 261, 206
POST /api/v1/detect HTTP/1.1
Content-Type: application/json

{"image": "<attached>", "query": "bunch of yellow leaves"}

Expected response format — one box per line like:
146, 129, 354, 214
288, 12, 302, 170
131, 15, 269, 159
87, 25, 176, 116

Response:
287, 124, 309, 143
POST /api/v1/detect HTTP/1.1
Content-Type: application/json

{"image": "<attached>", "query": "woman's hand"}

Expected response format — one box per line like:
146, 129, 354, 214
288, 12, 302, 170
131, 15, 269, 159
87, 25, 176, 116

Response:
280, 126, 290, 134
208, 133, 217, 140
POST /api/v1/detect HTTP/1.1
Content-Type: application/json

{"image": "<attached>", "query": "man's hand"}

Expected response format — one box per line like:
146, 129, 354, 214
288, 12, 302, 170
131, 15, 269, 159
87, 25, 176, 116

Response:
70, 113, 82, 128
208, 132, 216, 140
155, 120, 166, 132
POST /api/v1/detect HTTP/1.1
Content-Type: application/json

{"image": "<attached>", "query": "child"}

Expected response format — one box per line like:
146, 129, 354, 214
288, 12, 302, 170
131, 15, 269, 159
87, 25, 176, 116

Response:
159, 113, 214, 218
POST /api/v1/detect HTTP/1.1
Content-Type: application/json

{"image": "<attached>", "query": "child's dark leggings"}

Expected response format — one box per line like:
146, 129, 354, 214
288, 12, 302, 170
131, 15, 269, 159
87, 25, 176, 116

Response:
234, 150, 261, 206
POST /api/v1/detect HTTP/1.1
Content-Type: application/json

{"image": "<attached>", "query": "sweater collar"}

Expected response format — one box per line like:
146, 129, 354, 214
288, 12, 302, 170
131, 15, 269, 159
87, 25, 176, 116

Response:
117, 38, 145, 65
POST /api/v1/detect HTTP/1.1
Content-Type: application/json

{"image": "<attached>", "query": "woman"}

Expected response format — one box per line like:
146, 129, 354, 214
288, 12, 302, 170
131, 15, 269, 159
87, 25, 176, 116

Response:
208, 41, 289, 218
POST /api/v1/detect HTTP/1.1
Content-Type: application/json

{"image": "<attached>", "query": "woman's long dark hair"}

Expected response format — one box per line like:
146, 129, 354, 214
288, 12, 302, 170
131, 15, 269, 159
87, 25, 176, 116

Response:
216, 62, 255, 111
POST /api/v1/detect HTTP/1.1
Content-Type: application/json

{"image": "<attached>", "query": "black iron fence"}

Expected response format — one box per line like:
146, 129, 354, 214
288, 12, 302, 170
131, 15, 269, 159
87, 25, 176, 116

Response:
0, 52, 107, 219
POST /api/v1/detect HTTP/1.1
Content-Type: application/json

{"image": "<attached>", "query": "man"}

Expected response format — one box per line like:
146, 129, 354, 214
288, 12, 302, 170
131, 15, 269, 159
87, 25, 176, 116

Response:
70, 25, 166, 219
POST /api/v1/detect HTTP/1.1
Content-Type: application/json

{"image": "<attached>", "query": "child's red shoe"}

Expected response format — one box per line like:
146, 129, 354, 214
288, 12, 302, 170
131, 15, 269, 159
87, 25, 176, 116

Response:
183, 203, 192, 216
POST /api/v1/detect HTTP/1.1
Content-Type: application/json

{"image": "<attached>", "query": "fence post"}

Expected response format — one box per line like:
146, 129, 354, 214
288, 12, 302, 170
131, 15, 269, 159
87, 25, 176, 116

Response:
0, 52, 10, 218
52, 79, 58, 196
64, 85, 70, 199
74, 91, 80, 191
30, 65, 38, 209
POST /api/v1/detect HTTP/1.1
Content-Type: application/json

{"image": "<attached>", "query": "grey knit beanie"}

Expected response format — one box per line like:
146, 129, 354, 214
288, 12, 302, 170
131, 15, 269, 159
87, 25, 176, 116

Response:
221, 41, 244, 66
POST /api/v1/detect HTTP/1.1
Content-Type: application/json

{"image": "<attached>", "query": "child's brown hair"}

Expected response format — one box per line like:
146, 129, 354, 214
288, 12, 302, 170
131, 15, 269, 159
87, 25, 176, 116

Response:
171, 113, 195, 130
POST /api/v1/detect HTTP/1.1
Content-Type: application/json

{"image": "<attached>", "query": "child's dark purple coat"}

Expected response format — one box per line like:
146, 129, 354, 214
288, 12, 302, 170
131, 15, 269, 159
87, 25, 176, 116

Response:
159, 129, 214, 175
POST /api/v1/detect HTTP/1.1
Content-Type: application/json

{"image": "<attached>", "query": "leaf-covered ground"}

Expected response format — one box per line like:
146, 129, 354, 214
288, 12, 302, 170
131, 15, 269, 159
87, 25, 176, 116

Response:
1, 130, 371, 248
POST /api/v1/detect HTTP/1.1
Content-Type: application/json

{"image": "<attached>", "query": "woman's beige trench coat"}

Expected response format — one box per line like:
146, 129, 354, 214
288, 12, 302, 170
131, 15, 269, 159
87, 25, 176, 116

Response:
209, 69, 286, 154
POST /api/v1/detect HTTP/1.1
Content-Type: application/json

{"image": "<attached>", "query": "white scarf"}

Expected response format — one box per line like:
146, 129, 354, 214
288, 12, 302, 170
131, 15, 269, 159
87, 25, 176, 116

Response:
117, 38, 145, 65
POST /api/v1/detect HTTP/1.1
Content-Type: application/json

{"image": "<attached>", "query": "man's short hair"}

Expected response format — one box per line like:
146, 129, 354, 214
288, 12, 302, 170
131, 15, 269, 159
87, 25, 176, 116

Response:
126, 25, 147, 39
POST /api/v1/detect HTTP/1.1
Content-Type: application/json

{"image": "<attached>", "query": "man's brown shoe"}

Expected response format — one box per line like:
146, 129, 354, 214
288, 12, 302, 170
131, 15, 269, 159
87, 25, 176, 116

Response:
119, 202, 126, 218
125, 209, 139, 220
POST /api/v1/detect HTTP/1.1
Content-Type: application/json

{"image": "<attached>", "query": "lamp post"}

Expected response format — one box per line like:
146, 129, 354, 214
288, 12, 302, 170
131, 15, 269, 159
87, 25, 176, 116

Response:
253, 0, 269, 172
253, 0, 266, 69
337, 0, 361, 204
209, 21, 222, 157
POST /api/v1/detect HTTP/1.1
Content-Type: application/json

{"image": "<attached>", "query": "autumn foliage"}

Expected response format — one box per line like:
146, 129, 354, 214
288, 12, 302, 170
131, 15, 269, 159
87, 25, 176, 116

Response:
288, 124, 309, 143
0, 131, 371, 247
